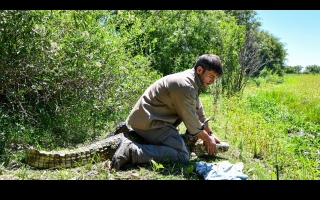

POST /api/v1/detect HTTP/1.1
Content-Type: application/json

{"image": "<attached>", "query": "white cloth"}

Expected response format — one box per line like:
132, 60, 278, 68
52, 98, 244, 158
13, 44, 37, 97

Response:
196, 160, 249, 180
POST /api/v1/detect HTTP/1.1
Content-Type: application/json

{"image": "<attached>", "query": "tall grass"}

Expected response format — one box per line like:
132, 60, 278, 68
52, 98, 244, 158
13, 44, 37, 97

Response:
207, 73, 320, 179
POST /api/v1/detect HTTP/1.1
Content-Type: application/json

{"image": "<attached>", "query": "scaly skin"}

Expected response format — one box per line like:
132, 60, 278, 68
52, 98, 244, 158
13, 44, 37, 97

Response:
25, 123, 229, 169
25, 133, 124, 169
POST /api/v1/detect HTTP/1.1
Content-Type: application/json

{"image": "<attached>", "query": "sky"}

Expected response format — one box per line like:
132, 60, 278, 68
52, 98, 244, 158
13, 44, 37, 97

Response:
255, 10, 320, 68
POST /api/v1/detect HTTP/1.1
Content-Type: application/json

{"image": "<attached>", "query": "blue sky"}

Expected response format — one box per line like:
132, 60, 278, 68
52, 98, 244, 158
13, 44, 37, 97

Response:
255, 10, 320, 68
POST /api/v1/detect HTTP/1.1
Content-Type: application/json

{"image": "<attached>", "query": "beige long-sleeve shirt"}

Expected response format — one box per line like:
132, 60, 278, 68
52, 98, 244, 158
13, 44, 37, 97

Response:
126, 68, 210, 136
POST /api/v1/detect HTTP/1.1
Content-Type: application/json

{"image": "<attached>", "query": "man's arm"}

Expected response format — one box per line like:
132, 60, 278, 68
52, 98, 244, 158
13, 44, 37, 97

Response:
196, 129, 220, 155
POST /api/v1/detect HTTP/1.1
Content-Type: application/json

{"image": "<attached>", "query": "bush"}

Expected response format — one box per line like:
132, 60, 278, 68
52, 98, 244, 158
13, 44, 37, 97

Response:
0, 10, 161, 147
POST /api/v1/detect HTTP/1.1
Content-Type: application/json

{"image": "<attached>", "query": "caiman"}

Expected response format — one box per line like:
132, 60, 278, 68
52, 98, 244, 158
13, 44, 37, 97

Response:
25, 122, 229, 169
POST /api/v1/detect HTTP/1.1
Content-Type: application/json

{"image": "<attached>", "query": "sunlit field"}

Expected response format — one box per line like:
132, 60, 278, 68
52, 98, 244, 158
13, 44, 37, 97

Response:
204, 74, 320, 180
1, 74, 319, 180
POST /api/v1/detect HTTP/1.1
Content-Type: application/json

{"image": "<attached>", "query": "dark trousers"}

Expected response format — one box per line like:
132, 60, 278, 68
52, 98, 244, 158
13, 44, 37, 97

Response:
131, 126, 190, 165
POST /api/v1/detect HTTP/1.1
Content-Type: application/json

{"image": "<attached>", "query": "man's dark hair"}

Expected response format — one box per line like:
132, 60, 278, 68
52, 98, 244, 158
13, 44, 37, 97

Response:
193, 54, 223, 76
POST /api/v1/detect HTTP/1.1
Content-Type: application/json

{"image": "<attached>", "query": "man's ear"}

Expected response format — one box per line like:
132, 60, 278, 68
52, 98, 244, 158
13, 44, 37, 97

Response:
196, 66, 203, 74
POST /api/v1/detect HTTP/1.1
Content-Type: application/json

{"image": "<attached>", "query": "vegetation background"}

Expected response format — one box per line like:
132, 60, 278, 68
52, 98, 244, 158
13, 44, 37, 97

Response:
0, 10, 319, 180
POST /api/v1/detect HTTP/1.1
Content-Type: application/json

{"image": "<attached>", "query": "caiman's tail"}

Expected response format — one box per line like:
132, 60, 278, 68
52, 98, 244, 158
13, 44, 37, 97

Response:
24, 122, 228, 169
25, 133, 124, 169
24, 123, 149, 169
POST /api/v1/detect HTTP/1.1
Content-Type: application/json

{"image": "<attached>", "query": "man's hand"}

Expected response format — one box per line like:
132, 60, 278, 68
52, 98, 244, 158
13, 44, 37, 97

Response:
203, 135, 221, 155
197, 130, 220, 155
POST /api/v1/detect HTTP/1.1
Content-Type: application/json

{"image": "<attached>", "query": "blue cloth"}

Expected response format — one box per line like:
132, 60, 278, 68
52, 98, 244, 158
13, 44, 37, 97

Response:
196, 161, 249, 180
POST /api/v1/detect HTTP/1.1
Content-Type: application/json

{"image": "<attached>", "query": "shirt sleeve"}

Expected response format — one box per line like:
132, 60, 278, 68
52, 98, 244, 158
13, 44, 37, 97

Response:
196, 98, 210, 128
169, 86, 205, 136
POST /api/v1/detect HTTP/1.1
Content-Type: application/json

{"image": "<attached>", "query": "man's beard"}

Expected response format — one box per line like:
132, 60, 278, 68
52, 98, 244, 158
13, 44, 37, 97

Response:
199, 75, 208, 88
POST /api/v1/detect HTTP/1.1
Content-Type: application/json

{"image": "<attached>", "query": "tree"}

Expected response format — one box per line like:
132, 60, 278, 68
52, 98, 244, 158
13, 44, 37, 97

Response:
235, 29, 272, 94
224, 10, 261, 31
305, 65, 320, 73
256, 30, 287, 76
118, 10, 246, 98
284, 65, 303, 74
223, 10, 287, 94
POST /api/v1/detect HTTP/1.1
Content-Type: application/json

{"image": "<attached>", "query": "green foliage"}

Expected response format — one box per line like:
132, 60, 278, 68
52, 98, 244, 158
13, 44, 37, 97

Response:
256, 30, 287, 76
284, 65, 303, 74
305, 64, 320, 73
0, 10, 161, 148
224, 10, 261, 31
222, 11, 287, 96
186, 164, 194, 174
116, 10, 245, 81
0, 74, 319, 180
150, 159, 164, 171
250, 68, 284, 87
0, 10, 300, 180
199, 74, 320, 180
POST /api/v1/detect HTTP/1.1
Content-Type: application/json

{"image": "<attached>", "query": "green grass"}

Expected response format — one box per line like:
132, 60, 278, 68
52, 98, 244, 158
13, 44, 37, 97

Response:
210, 73, 320, 180
0, 74, 319, 180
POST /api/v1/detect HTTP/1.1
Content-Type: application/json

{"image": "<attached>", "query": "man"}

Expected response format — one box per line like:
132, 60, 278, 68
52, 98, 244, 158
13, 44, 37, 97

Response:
111, 54, 224, 171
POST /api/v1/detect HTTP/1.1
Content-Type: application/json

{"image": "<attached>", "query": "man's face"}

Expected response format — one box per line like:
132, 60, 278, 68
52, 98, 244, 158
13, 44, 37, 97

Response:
196, 66, 218, 88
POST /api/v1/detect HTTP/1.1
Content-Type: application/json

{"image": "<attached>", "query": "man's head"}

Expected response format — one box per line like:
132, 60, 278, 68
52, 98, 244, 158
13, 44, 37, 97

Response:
193, 54, 223, 88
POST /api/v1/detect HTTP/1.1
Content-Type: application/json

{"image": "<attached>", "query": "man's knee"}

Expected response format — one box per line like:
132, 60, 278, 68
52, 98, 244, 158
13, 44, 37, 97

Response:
178, 150, 190, 164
